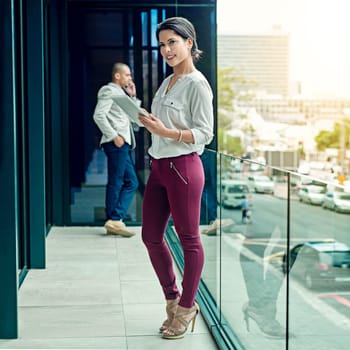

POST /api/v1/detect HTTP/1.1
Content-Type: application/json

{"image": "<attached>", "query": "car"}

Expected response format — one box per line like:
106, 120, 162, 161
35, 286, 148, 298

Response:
247, 175, 274, 194
290, 175, 313, 191
219, 179, 250, 208
322, 191, 350, 213
297, 162, 310, 175
297, 185, 326, 205
231, 159, 242, 173
282, 241, 350, 289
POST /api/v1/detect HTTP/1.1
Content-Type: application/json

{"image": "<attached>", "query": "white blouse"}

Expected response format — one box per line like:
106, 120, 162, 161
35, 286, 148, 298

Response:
148, 70, 214, 159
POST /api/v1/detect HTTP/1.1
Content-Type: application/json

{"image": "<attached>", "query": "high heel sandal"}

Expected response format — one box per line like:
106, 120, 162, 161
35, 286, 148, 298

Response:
242, 302, 286, 338
162, 302, 200, 340
159, 295, 180, 333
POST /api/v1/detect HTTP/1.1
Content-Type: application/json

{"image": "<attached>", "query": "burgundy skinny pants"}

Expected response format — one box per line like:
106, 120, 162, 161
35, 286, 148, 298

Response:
141, 152, 205, 308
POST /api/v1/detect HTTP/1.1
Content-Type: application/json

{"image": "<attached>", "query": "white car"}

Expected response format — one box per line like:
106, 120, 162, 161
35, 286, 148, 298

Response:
297, 162, 310, 175
297, 185, 326, 205
322, 191, 350, 213
219, 179, 250, 208
248, 175, 274, 194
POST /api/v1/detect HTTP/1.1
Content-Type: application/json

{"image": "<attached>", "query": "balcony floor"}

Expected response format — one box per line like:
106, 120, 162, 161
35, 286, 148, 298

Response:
0, 226, 218, 349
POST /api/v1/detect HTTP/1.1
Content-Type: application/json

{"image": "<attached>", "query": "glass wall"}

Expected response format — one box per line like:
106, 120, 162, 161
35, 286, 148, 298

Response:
288, 176, 350, 349
66, 6, 168, 225
198, 151, 289, 349
189, 150, 350, 349
219, 155, 288, 349
65, 2, 216, 226
211, 1, 350, 346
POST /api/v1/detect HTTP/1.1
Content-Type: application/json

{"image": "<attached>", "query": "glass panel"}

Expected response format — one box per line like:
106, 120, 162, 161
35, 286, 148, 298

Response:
219, 155, 288, 348
217, 0, 350, 346
152, 49, 160, 97
200, 149, 221, 308
289, 175, 350, 350
150, 9, 160, 47
141, 12, 148, 46
68, 8, 142, 225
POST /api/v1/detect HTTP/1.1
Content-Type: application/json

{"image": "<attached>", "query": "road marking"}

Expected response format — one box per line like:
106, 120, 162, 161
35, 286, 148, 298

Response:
320, 294, 350, 308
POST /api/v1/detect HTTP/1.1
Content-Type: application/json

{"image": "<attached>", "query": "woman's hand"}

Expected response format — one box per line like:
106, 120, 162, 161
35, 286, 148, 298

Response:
139, 113, 167, 136
139, 113, 189, 142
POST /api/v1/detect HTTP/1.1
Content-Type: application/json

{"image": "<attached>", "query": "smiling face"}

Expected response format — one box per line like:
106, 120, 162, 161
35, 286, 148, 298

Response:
158, 29, 193, 68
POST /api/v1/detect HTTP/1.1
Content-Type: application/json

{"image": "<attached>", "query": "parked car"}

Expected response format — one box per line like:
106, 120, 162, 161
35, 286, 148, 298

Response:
322, 191, 350, 213
297, 185, 326, 205
247, 175, 274, 194
282, 241, 350, 289
290, 175, 313, 192
297, 162, 310, 175
219, 179, 250, 208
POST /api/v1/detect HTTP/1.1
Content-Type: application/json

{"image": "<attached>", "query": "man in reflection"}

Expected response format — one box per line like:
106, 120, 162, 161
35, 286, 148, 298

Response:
93, 62, 139, 237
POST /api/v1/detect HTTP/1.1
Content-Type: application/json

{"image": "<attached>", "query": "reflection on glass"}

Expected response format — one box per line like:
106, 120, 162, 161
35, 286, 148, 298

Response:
215, 0, 350, 346
289, 175, 350, 350
221, 158, 287, 348
200, 153, 289, 348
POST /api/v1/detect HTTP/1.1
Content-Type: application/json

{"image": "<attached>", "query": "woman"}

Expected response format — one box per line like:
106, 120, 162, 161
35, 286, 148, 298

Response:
139, 17, 214, 339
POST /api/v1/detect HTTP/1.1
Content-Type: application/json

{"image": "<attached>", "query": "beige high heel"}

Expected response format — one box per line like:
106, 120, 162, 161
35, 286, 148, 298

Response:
162, 302, 200, 340
159, 295, 180, 333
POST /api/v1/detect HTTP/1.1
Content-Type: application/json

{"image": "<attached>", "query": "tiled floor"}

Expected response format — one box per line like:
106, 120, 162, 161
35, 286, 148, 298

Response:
0, 226, 218, 349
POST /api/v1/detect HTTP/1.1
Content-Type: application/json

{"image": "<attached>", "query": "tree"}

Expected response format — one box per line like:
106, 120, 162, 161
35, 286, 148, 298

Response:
217, 67, 237, 130
314, 121, 350, 151
217, 67, 256, 155
217, 128, 244, 156
226, 135, 244, 156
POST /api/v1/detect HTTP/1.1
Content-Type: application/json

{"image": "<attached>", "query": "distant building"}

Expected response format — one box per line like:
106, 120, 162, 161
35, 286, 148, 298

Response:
236, 97, 350, 125
218, 33, 289, 96
235, 97, 350, 161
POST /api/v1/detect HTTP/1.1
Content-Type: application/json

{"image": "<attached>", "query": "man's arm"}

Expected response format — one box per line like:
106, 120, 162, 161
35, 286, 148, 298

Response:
93, 86, 118, 142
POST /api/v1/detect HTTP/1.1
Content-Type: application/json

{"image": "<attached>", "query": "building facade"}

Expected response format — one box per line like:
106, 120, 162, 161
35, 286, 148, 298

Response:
218, 33, 289, 96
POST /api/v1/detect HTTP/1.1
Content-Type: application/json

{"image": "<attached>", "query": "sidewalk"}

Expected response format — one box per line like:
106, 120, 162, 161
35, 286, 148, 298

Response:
0, 227, 218, 350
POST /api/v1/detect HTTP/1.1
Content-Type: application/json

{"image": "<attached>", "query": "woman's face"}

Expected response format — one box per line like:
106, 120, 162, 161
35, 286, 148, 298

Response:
158, 29, 192, 68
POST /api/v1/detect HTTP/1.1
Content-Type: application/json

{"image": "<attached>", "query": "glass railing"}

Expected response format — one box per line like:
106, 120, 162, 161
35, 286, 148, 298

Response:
167, 149, 350, 350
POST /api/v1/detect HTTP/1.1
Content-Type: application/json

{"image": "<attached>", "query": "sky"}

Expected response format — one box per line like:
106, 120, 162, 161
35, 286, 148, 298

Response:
217, 0, 350, 98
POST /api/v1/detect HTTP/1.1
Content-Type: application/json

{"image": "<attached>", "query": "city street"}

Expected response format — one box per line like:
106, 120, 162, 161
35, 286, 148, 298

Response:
221, 191, 350, 246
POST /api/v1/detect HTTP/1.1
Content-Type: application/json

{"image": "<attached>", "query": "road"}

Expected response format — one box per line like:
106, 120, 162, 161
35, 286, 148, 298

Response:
221, 192, 350, 246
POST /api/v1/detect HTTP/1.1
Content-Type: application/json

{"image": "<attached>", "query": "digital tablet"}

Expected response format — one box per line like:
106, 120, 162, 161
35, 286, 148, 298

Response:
112, 95, 149, 127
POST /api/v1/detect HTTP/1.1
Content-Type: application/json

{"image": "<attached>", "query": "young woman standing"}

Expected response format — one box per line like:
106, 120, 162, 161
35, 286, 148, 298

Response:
139, 17, 214, 339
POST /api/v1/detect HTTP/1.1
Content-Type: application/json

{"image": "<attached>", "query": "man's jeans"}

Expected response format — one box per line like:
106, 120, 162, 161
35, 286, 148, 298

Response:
200, 150, 217, 223
102, 141, 138, 221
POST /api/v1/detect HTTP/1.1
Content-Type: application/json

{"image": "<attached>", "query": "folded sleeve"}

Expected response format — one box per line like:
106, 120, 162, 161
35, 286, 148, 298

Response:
188, 80, 214, 145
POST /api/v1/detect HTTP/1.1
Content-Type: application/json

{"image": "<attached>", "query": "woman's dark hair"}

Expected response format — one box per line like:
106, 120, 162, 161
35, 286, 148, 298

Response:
156, 17, 203, 63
